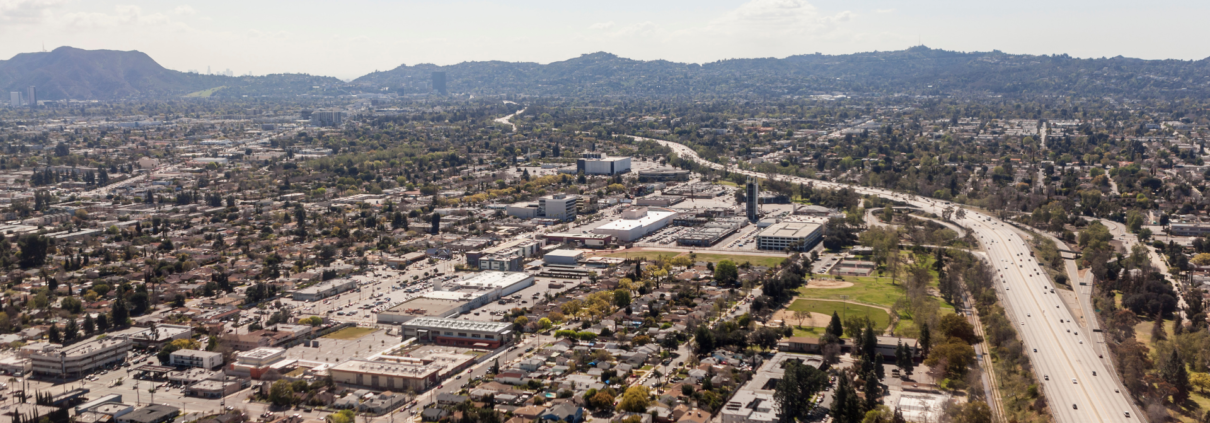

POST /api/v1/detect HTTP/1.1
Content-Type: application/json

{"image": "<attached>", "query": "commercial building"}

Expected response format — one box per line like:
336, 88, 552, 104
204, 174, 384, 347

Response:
829, 260, 876, 277
634, 195, 685, 207
186, 379, 247, 398
169, 349, 223, 370
577, 154, 631, 175
592, 207, 678, 243
745, 179, 760, 222
1170, 223, 1210, 237
399, 317, 514, 348
506, 202, 540, 219
112, 324, 192, 349
117, 405, 179, 423
330, 358, 442, 392
544, 249, 584, 266
378, 296, 465, 322
448, 271, 533, 296
538, 194, 580, 222
26, 86, 36, 109
9, 92, 20, 107
477, 253, 523, 271
538, 232, 614, 248
311, 110, 345, 127
432, 72, 447, 94
722, 353, 824, 423
755, 222, 823, 252
291, 278, 358, 301
228, 347, 285, 379
637, 167, 690, 182
29, 337, 132, 378
665, 182, 729, 199
378, 272, 533, 324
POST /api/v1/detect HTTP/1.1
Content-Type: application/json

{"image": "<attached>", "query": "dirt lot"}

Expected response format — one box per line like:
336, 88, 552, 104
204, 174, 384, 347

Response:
770, 309, 833, 327
804, 279, 854, 289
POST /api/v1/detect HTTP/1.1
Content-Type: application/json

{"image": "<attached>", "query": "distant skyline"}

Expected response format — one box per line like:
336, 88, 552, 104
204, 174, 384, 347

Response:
1, 0, 1208, 80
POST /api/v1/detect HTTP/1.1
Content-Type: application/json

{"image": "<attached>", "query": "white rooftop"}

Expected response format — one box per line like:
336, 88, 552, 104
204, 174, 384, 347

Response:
595, 210, 676, 231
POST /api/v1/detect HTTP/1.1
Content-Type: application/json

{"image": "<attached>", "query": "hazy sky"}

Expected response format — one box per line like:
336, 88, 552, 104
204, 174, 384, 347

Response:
2, 0, 1208, 80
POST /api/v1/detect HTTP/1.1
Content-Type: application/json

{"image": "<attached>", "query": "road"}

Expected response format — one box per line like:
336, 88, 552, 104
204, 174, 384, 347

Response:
642, 136, 1140, 423
494, 107, 525, 132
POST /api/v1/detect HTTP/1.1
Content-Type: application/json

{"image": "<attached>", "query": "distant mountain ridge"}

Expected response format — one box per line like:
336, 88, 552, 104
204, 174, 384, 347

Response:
4, 46, 1210, 100
356, 47, 1210, 98
0, 47, 341, 100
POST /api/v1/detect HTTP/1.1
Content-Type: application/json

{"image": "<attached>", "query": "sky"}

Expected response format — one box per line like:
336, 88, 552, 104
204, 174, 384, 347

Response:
1, 0, 1209, 80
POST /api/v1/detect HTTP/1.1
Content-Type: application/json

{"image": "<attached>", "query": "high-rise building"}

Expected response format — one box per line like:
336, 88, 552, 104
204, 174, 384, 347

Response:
431, 72, 447, 95
25, 86, 36, 109
9, 92, 19, 107
538, 194, 580, 222
310, 110, 344, 127
746, 178, 760, 222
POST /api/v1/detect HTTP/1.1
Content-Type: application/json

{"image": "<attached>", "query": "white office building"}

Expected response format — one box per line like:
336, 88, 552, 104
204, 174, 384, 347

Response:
755, 222, 823, 252
538, 194, 580, 222
577, 154, 631, 175
28, 337, 133, 378
169, 349, 224, 370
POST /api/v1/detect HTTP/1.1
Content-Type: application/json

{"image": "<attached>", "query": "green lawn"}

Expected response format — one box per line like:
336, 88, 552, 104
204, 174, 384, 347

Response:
792, 327, 825, 337
798, 275, 904, 308
717, 181, 739, 187
1134, 318, 1174, 348
786, 299, 891, 332
184, 86, 226, 98
604, 251, 681, 261
323, 327, 378, 340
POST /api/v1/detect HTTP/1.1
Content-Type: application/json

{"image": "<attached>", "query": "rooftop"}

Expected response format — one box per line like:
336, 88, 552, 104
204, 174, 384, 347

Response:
757, 221, 822, 238
331, 359, 442, 378
402, 317, 512, 333
237, 347, 285, 360
452, 271, 531, 290
595, 210, 677, 231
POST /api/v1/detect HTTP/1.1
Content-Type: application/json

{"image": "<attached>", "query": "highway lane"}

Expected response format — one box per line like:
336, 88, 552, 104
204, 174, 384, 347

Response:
646, 137, 1139, 422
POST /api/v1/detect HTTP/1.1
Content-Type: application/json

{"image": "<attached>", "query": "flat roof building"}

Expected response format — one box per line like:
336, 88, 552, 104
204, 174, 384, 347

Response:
755, 221, 823, 252
291, 278, 358, 301
117, 405, 180, 423
400, 317, 514, 349
169, 349, 224, 370
544, 249, 584, 266
29, 337, 132, 378
592, 207, 678, 243
330, 359, 442, 392
538, 232, 614, 248
538, 194, 580, 222
577, 154, 631, 175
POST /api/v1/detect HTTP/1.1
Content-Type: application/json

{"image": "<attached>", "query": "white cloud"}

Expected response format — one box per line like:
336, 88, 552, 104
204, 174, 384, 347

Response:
875, 8, 894, 14
609, 21, 657, 38
173, 5, 195, 15
0, 0, 63, 24
589, 21, 614, 30
705, 0, 854, 38
61, 5, 177, 30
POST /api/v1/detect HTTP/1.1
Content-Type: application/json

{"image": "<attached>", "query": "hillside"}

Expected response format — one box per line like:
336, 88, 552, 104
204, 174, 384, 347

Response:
355, 47, 1210, 99
0, 47, 341, 100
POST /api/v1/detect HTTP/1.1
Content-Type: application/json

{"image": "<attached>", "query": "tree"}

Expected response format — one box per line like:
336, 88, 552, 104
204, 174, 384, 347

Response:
864, 370, 882, 410
938, 314, 978, 344
63, 319, 79, 343
830, 373, 862, 423
616, 385, 651, 412
82, 314, 95, 334
1193, 253, 1210, 266
1161, 348, 1192, 403
774, 360, 828, 422
693, 326, 715, 354
614, 290, 632, 308
269, 380, 295, 407
588, 391, 615, 411
945, 401, 992, 423
17, 235, 50, 269
827, 312, 844, 338
1190, 372, 1210, 395
714, 260, 739, 285
923, 339, 976, 380
111, 299, 129, 327
96, 313, 110, 332
919, 323, 932, 356
47, 324, 61, 344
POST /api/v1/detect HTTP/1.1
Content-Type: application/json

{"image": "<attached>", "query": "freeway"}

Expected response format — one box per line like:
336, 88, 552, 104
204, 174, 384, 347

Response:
645, 137, 1140, 423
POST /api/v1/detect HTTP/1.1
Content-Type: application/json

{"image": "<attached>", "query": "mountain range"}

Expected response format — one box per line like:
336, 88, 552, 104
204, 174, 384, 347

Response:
4, 46, 1210, 101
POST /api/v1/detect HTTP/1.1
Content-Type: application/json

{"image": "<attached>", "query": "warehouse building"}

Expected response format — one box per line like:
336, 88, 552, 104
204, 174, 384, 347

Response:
329, 359, 442, 392
755, 222, 823, 252
291, 278, 358, 301
544, 249, 585, 266
637, 167, 690, 182
399, 318, 514, 348
538, 232, 614, 248
592, 207, 678, 243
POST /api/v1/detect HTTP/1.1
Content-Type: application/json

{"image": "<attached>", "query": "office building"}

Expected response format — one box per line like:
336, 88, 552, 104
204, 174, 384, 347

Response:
538, 232, 614, 248
544, 249, 584, 266
746, 178, 760, 222
169, 349, 224, 370
538, 194, 580, 221
228, 347, 285, 379
26, 86, 36, 109
755, 222, 823, 252
576, 154, 631, 175
310, 110, 345, 127
637, 167, 690, 182
592, 207, 678, 242
399, 317, 514, 348
432, 72, 447, 94
1169, 223, 1210, 237
28, 337, 133, 378
9, 92, 19, 107
506, 202, 540, 219
117, 405, 179, 423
